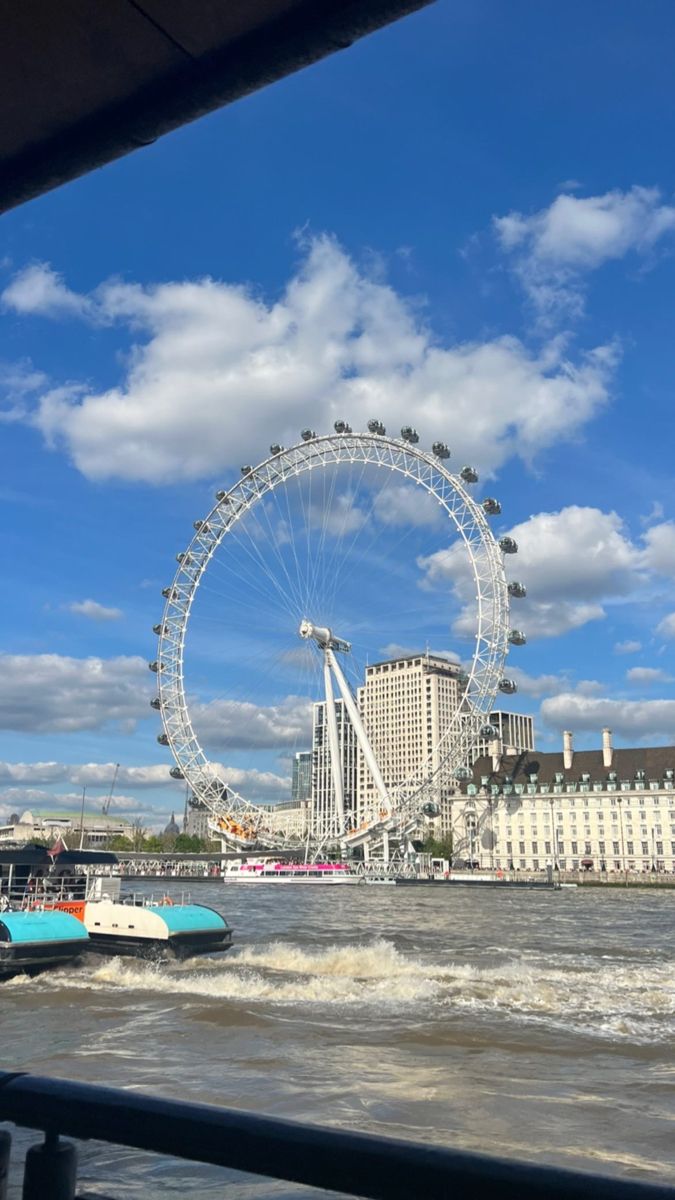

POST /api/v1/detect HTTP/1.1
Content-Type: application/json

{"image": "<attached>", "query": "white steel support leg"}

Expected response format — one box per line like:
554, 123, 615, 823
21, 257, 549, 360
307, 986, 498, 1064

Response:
323, 654, 345, 834
327, 649, 392, 815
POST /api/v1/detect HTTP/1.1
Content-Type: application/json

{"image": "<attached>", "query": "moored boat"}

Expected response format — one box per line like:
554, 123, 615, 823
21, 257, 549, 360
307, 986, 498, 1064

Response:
223, 858, 358, 883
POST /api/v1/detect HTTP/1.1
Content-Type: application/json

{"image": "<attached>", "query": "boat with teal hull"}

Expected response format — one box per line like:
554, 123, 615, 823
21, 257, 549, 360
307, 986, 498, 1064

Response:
0, 909, 89, 977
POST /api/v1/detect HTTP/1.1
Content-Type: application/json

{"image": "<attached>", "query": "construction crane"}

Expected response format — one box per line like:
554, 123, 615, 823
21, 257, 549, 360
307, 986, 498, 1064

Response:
102, 764, 120, 816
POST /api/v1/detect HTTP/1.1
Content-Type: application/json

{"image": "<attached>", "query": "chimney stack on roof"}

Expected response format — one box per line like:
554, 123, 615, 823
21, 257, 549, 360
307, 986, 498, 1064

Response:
488, 737, 502, 774
563, 730, 573, 770
602, 727, 613, 768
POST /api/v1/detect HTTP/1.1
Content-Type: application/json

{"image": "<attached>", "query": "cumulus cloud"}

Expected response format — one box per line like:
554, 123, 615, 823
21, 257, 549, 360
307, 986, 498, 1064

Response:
419, 505, 645, 639
2, 263, 92, 319
0, 760, 289, 814
0, 654, 151, 733
374, 484, 445, 528
541, 693, 675, 741
378, 644, 460, 663
626, 667, 673, 685
614, 639, 642, 654
639, 522, 675, 576
192, 694, 313, 751
0, 787, 143, 814
0, 360, 48, 423
656, 613, 675, 639
67, 599, 123, 621
1, 239, 616, 482
207, 762, 290, 801
494, 186, 675, 319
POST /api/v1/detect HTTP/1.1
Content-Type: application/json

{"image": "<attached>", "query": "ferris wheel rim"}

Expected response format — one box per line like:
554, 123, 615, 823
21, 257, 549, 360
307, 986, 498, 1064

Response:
153, 429, 514, 841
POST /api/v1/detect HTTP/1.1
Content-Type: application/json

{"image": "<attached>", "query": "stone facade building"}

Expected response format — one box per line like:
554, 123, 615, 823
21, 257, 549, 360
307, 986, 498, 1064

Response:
453, 730, 675, 873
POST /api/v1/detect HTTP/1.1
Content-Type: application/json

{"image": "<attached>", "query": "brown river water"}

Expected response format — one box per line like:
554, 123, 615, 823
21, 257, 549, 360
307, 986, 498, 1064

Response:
2, 882, 675, 1196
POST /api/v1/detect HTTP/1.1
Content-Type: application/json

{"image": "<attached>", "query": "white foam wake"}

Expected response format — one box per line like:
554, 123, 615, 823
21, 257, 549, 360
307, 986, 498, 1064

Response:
7, 939, 675, 1040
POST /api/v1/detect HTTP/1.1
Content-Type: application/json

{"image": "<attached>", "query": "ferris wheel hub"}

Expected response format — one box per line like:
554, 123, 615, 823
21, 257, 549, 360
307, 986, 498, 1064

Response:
298, 618, 351, 654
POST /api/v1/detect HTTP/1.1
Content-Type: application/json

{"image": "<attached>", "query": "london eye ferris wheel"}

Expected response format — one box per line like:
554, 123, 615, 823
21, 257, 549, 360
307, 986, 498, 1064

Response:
149, 421, 526, 856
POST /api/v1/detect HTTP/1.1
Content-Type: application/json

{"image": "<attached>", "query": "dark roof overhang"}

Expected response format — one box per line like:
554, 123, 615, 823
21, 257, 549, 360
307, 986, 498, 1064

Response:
0, 0, 433, 215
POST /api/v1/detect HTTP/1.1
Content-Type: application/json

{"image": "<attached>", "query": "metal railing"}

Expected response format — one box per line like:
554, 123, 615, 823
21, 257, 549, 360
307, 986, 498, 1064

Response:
1, 1071, 674, 1200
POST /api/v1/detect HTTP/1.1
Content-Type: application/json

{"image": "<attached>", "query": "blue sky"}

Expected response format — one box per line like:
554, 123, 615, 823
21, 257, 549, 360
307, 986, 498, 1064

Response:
1, 0, 674, 829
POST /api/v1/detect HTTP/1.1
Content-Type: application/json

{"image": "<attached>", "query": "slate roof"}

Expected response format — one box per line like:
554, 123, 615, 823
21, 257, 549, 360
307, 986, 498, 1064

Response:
465, 746, 675, 789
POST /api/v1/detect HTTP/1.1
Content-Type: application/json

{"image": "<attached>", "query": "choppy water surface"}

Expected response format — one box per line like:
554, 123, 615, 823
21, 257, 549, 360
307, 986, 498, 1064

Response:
3, 884, 675, 1196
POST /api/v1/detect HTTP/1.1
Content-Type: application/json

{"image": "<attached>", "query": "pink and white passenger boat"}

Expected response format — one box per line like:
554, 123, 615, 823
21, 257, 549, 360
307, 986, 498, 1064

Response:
223, 859, 358, 884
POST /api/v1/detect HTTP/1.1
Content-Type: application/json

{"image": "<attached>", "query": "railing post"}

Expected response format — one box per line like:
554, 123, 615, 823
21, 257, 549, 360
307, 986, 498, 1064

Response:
22, 1132, 77, 1200
0, 1129, 11, 1200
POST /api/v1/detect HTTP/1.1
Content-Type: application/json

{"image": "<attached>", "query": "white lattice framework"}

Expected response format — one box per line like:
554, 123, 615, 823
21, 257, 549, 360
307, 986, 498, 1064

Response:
152, 431, 515, 851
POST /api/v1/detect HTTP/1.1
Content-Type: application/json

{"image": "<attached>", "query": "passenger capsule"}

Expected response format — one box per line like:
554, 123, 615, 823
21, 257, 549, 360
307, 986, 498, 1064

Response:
269, 444, 284, 456
300, 429, 316, 442
193, 520, 203, 531
499, 536, 518, 554
215, 490, 231, 503
169, 767, 184, 780
157, 733, 169, 746
508, 581, 527, 599
498, 678, 518, 694
480, 724, 497, 738
148, 661, 162, 673
161, 587, 171, 599
482, 498, 502, 516
240, 465, 253, 476
176, 552, 192, 565
152, 623, 166, 636
401, 426, 419, 443
422, 801, 440, 818
432, 441, 450, 459
454, 766, 472, 781
333, 420, 349, 434
456, 671, 470, 685
460, 466, 478, 483
150, 698, 162, 710
367, 418, 386, 435
508, 630, 527, 646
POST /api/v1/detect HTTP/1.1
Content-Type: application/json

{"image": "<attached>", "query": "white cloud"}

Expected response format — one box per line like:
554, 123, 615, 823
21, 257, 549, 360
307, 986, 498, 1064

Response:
67, 599, 123, 621
614, 640, 642, 654
0, 760, 288, 810
378, 644, 460, 663
2, 263, 92, 319
207, 762, 290, 802
656, 613, 675, 639
494, 186, 675, 318
2, 240, 616, 482
508, 669, 569, 698
0, 788, 144, 814
626, 667, 673, 685
639, 522, 675, 576
0, 761, 172, 788
0, 654, 150, 733
0, 360, 48, 423
373, 484, 444, 528
192, 694, 313, 751
541, 693, 675, 741
419, 505, 642, 639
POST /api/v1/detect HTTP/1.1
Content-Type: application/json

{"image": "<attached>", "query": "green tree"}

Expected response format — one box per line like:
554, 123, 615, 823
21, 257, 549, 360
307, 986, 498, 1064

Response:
420, 833, 453, 860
